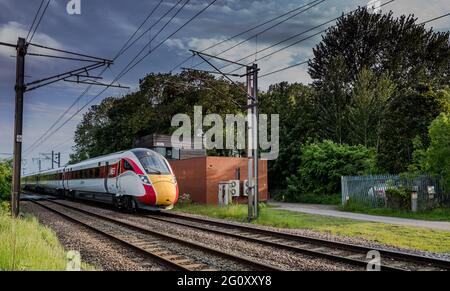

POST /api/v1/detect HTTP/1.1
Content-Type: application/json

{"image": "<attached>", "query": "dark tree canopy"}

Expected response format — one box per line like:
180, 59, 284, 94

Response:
309, 9, 450, 88
377, 85, 450, 174
259, 82, 317, 190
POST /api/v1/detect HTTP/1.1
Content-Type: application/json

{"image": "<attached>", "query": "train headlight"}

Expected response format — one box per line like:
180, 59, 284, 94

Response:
139, 175, 151, 185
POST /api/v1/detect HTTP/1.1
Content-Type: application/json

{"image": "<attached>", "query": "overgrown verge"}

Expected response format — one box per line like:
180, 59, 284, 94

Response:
341, 200, 450, 222
0, 204, 95, 271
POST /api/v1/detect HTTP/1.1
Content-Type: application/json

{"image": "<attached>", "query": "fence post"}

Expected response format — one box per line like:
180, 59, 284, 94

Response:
411, 186, 418, 213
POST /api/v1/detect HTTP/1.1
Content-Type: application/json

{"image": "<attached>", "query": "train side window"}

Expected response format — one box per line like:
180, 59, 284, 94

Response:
123, 160, 134, 172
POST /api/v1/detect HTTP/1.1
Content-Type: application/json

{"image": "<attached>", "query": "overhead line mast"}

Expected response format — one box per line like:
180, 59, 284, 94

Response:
0, 38, 125, 217
26, 0, 218, 155
23, 0, 190, 156
189, 50, 260, 220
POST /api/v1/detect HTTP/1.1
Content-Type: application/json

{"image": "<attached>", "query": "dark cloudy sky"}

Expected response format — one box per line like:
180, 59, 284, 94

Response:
0, 0, 449, 173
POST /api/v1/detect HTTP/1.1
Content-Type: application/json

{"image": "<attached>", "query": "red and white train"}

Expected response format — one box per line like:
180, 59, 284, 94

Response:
22, 148, 179, 210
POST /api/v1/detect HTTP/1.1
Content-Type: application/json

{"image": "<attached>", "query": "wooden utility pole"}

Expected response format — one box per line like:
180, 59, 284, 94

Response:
11, 37, 26, 217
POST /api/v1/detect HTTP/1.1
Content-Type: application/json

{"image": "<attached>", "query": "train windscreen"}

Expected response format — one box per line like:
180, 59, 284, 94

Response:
132, 150, 171, 175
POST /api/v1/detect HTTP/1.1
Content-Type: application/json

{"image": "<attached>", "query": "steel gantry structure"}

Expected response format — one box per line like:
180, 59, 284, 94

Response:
188, 50, 260, 220
0, 38, 128, 217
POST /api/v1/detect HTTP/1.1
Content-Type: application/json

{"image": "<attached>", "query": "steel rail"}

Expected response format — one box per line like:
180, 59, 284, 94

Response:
24, 193, 449, 271
33, 198, 282, 271
155, 212, 450, 271
30, 200, 196, 271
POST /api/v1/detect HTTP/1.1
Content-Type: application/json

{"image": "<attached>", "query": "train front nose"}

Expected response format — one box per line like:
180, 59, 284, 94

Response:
148, 175, 178, 206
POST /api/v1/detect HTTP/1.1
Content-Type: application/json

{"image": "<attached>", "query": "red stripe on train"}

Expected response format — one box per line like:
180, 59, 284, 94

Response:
123, 157, 157, 206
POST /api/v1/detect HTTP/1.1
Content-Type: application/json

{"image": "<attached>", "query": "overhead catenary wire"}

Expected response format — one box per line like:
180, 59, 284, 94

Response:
28, 43, 114, 62
27, 52, 102, 63
169, 0, 328, 73
28, 0, 51, 43
260, 60, 310, 78
26, 0, 45, 42
259, 10, 450, 78
222, 0, 396, 74
116, 0, 217, 81
190, 50, 253, 101
26, 0, 189, 154
115, 0, 186, 60
114, 0, 164, 59
25, 0, 217, 155
24, 0, 169, 155
419, 12, 450, 25
188, 0, 326, 70
115, 0, 192, 81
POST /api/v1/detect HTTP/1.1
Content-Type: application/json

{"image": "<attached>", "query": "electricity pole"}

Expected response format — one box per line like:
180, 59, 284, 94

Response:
246, 64, 259, 221
252, 64, 259, 220
246, 66, 254, 219
1, 36, 123, 217
11, 37, 26, 217
186, 50, 260, 220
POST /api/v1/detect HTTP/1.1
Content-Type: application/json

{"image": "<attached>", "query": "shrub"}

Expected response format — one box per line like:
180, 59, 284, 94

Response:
386, 187, 410, 209
285, 141, 376, 203
424, 113, 450, 190
0, 161, 12, 202
407, 113, 450, 194
177, 193, 192, 205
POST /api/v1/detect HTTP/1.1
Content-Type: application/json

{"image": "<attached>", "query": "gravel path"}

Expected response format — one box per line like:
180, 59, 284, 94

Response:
270, 202, 450, 232
21, 201, 166, 271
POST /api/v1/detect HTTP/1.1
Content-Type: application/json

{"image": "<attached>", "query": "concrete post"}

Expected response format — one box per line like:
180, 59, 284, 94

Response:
411, 186, 418, 213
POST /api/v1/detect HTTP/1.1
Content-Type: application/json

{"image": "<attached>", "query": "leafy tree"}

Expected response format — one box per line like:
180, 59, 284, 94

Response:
423, 113, 450, 190
313, 55, 351, 144
406, 136, 427, 175
70, 71, 245, 163
285, 141, 376, 203
308, 8, 450, 147
259, 82, 317, 190
377, 85, 450, 173
0, 160, 12, 201
309, 8, 450, 89
70, 97, 116, 163
348, 68, 396, 148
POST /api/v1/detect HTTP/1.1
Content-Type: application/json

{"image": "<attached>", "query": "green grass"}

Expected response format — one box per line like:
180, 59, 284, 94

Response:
175, 203, 450, 254
0, 205, 96, 271
340, 201, 450, 222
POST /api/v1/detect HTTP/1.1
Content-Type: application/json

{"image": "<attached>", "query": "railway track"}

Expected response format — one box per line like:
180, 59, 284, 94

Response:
24, 194, 450, 271
147, 211, 450, 271
29, 199, 282, 271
